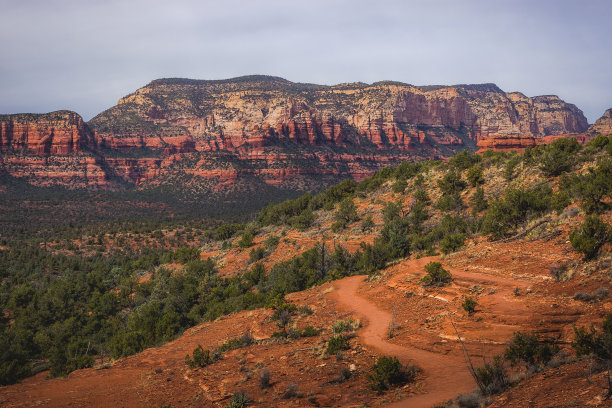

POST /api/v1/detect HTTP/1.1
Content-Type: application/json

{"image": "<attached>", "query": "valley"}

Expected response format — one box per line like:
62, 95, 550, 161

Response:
1, 135, 611, 407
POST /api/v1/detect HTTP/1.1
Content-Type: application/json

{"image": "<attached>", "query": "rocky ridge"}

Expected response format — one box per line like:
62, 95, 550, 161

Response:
0, 76, 599, 193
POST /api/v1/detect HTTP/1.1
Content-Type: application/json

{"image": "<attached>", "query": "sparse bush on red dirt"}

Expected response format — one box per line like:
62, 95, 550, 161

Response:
421, 261, 452, 286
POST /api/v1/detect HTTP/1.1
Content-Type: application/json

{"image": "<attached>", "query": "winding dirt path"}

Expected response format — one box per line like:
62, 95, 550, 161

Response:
333, 275, 476, 407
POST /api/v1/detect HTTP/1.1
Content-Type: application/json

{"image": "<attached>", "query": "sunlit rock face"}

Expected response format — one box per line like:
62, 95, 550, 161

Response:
0, 76, 589, 190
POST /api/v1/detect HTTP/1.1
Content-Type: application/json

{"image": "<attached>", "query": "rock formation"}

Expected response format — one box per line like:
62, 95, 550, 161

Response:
0, 76, 591, 192
88, 77, 588, 153
589, 108, 612, 136
0, 111, 93, 155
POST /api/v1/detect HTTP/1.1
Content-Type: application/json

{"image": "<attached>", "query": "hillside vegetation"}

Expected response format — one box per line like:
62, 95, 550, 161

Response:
1, 135, 611, 406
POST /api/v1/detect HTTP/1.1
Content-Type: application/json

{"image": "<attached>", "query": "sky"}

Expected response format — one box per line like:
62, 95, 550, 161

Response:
0, 0, 610, 123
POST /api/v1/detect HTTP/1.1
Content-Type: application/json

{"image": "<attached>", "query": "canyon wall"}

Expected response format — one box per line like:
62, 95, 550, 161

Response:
0, 76, 593, 192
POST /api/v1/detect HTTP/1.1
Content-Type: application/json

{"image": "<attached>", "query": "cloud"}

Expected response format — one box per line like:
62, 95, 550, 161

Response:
0, 0, 610, 122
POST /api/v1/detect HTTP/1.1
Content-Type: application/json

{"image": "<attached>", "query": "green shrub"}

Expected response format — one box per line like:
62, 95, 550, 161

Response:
327, 335, 350, 355
550, 191, 571, 214
367, 356, 417, 393
474, 355, 507, 395
264, 235, 280, 250
434, 215, 468, 238
568, 159, 612, 214
329, 245, 355, 279
421, 262, 452, 286
0, 333, 30, 385
185, 345, 212, 368
228, 391, 251, 408
392, 178, 407, 193
309, 179, 358, 210
470, 186, 488, 214
414, 173, 425, 187
504, 332, 558, 368
482, 185, 552, 238
258, 193, 312, 226
450, 150, 482, 170
395, 161, 423, 180
380, 218, 411, 259
110, 330, 146, 358
217, 332, 255, 353
585, 134, 610, 151
289, 208, 315, 230
300, 325, 320, 337
503, 158, 520, 181
438, 171, 467, 195
569, 215, 611, 260
409, 201, 429, 233
215, 223, 243, 240
539, 137, 581, 177
248, 247, 266, 263
462, 297, 478, 314
439, 233, 465, 254
238, 231, 254, 249
437, 193, 464, 211
331, 318, 360, 334
331, 220, 347, 233
298, 305, 313, 315
466, 165, 485, 186
357, 166, 395, 192
413, 188, 430, 205
361, 215, 375, 232
382, 201, 402, 223
335, 198, 359, 223
482, 149, 512, 165
409, 232, 435, 254
572, 313, 612, 362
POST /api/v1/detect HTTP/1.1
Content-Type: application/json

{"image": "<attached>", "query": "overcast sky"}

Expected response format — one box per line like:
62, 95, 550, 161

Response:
0, 0, 610, 122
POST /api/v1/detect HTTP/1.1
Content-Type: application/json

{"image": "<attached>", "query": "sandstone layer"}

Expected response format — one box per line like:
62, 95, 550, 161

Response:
89, 77, 588, 153
0, 76, 592, 192
589, 108, 612, 136
0, 111, 93, 155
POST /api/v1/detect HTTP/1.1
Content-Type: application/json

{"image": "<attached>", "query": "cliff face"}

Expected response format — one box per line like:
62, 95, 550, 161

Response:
0, 111, 94, 155
0, 111, 110, 188
0, 76, 590, 192
88, 77, 588, 154
589, 108, 612, 136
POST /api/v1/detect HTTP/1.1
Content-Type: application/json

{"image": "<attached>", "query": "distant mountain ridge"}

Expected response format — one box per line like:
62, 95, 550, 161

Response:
0, 75, 605, 196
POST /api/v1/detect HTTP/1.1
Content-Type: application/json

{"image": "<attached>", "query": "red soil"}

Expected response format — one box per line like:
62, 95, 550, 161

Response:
333, 275, 475, 407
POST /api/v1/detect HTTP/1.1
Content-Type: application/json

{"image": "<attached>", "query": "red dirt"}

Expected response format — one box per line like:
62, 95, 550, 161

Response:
333, 275, 475, 407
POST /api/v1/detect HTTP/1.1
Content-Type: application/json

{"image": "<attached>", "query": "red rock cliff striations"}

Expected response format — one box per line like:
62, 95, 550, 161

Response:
0, 76, 590, 192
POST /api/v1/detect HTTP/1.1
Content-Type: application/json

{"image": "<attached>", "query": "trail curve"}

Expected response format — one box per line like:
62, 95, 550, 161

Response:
333, 275, 476, 407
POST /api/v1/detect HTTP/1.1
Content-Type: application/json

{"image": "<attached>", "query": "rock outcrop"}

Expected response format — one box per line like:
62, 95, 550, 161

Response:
0, 111, 93, 155
0, 76, 591, 193
589, 108, 612, 136
476, 134, 538, 152
475, 133, 591, 153
88, 77, 588, 153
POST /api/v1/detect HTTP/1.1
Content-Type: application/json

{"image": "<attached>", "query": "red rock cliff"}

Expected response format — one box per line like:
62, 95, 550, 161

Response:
0, 110, 93, 155
88, 77, 588, 153
0, 77, 592, 192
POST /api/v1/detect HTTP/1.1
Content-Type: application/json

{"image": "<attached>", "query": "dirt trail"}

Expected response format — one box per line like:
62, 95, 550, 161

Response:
333, 275, 476, 407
